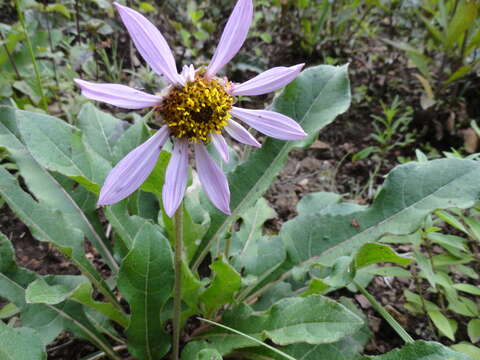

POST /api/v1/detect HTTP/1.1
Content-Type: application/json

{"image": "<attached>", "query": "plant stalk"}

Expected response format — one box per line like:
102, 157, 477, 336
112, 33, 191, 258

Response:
172, 203, 184, 360
15, 0, 48, 110
354, 281, 414, 344
0, 31, 22, 79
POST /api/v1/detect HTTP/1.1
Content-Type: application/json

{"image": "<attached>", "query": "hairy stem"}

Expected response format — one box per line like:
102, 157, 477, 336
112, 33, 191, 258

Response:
172, 203, 184, 360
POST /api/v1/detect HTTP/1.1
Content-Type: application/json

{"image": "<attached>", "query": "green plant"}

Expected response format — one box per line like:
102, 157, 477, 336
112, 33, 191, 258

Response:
385, 0, 480, 107
378, 207, 480, 357
352, 96, 415, 197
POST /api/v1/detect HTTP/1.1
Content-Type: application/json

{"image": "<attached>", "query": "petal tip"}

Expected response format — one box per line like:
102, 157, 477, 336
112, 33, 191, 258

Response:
113, 2, 123, 10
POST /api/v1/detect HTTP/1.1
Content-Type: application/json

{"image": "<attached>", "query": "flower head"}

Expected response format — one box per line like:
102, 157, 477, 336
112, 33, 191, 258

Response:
74, 0, 306, 217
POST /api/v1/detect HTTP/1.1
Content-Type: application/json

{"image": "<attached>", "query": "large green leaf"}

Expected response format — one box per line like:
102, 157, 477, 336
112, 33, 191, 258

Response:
0, 166, 119, 309
118, 223, 175, 360
191, 64, 351, 268
16, 110, 111, 193
195, 295, 363, 355
371, 341, 473, 360
0, 233, 119, 359
247, 159, 480, 299
0, 106, 117, 272
76, 103, 128, 164
0, 322, 46, 360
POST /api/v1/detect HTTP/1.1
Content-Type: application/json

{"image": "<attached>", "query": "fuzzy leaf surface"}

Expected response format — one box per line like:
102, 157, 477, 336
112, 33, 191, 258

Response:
118, 223, 174, 360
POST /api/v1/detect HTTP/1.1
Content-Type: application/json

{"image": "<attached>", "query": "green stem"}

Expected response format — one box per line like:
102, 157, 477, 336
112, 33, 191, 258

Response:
172, 203, 184, 360
15, 0, 48, 110
354, 281, 414, 344
0, 31, 22, 79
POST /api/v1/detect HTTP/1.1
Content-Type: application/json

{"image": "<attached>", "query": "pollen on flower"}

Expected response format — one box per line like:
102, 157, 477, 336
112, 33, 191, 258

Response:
156, 75, 234, 143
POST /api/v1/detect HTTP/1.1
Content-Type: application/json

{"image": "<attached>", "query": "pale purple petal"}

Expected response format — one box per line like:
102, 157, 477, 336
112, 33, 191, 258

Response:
211, 133, 230, 163
194, 142, 231, 215
224, 119, 260, 148
162, 138, 189, 217
231, 63, 304, 96
181, 64, 196, 83
114, 2, 182, 85
74, 79, 162, 109
205, 0, 253, 78
231, 107, 307, 141
98, 126, 170, 205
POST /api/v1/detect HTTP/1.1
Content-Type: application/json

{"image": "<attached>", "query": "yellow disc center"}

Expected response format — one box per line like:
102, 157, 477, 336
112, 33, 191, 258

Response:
157, 76, 234, 142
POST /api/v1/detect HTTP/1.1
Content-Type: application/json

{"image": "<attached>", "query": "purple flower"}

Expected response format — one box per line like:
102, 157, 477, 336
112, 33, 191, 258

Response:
74, 0, 306, 217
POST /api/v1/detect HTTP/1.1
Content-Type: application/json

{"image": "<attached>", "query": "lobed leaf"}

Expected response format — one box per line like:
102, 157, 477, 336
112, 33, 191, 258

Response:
118, 223, 174, 360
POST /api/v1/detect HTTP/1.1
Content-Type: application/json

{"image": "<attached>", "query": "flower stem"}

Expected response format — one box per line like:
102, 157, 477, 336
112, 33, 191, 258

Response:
172, 203, 183, 360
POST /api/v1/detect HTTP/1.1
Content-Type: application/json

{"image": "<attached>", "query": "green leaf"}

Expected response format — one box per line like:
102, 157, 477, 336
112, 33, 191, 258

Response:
444, 65, 473, 85
355, 243, 412, 269
427, 233, 467, 252
45, 3, 71, 18
118, 223, 174, 360
239, 298, 370, 360
0, 322, 46, 360
199, 295, 363, 350
0, 302, 20, 319
404, 290, 439, 312
0, 232, 15, 274
445, 0, 478, 49
451, 343, 480, 359
140, 151, 171, 197
447, 296, 478, 317
297, 192, 343, 214
246, 158, 480, 300
352, 146, 379, 161
76, 103, 127, 164
229, 198, 282, 276
428, 310, 456, 340
199, 256, 242, 316
467, 319, 480, 343
26, 277, 82, 305
370, 341, 473, 360
70, 282, 129, 328
415, 251, 436, 288
192, 64, 351, 268
104, 201, 149, 252
0, 106, 117, 273
25, 276, 128, 327
16, 110, 111, 193
435, 210, 469, 234
197, 349, 222, 360
365, 266, 412, 278
0, 237, 118, 357
112, 115, 150, 163
453, 284, 480, 296
0, 166, 118, 310
300, 278, 330, 296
